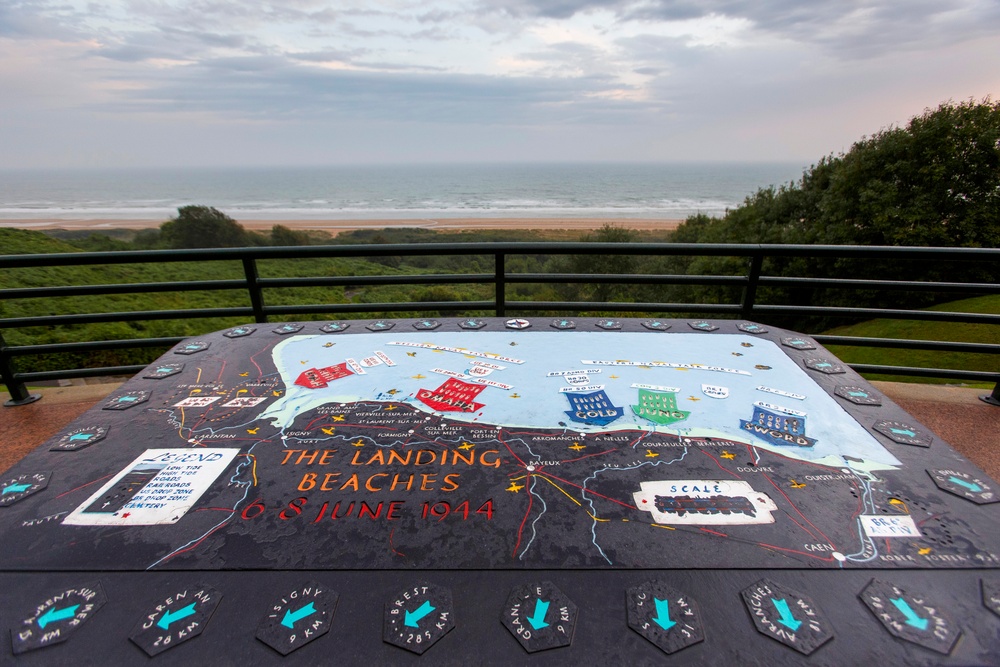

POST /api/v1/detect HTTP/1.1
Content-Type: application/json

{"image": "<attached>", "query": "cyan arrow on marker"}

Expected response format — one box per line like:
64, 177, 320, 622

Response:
890, 427, 916, 437
527, 598, 550, 631
404, 600, 436, 628
281, 602, 316, 629
771, 598, 802, 632
948, 476, 983, 493
38, 604, 78, 629
890, 597, 929, 631
157, 602, 197, 630
69, 433, 93, 441
2, 483, 31, 495
652, 598, 676, 631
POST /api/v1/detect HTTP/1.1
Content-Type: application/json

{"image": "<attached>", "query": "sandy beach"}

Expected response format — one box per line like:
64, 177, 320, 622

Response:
0, 217, 684, 235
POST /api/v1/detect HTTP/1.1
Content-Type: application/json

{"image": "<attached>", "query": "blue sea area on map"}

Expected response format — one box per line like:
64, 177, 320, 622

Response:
260, 332, 901, 471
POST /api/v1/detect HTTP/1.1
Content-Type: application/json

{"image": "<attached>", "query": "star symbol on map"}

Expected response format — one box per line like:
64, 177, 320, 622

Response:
352, 439, 365, 447
407, 352, 417, 357
510, 393, 521, 398
569, 443, 585, 451
247, 427, 259, 435
239, 372, 249, 377
790, 480, 806, 488
721, 451, 735, 459
121, 513, 131, 519
506, 482, 524, 493
333, 415, 345, 422
323, 342, 334, 347
384, 404, 397, 411
321, 427, 336, 435
412, 374, 426, 380
687, 396, 701, 402
387, 389, 399, 395
645, 450, 659, 458
609, 375, 619, 379
459, 442, 474, 450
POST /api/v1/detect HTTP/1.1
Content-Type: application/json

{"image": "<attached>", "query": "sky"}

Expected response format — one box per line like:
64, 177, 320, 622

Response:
1, 0, 998, 168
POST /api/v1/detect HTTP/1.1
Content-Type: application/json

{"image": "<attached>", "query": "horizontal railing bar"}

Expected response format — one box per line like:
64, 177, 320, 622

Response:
0, 308, 254, 329
759, 276, 1000, 294
258, 274, 495, 289
2, 243, 999, 269
0, 280, 248, 300
507, 273, 748, 286
4, 337, 185, 356
754, 304, 1000, 325
506, 301, 744, 314
815, 336, 1000, 354
847, 364, 1000, 382
264, 302, 496, 316
15, 366, 146, 383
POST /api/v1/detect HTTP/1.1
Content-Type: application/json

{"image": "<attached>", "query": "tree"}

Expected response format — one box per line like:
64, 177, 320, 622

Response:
160, 206, 249, 249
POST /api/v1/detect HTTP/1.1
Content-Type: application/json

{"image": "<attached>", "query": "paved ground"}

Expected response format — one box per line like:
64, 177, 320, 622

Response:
2, 381, 999, 478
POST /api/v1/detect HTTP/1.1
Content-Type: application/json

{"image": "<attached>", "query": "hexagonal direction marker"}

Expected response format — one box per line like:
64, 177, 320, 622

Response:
367, 320, 396, 332
51, 426, 110, 452
859, 579, 960, 656
596, 319, 623, 330
319, 322, 350, 333
928, 469, 998, 504
256, 581, 337, 656
129, 584, 223, 657
174, 341, 210, 355
626, 581, 704, 655
781, 336, 816, 350
740, 578, 834, 656
982, 579, 1000, 618
412, 319, 441, 330
0, 471, 51, 507
737, 322, 768, 334
641, 319, 671, 331
804, 358, 846, 374
834, 385, 882, 405
102, 390, 150, 411
458, 318, 487, 330
501, 581, 577, 653
874, 420, 932, 447
143, 363, 184, 379
550, 318, 576, 330
223, 326, 256, 338
688, 321, 719, 331
383, 582, 455, 655
12, 581, 107, 655
273, 323, 304, 335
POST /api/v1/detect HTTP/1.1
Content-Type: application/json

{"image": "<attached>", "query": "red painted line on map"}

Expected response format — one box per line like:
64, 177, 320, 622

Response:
562, 449, 617, 464
389, 528, 407, 559
538, 472, 637, 510
215, 359, 227, 384
55, 473, 115, 498
761, 472, 837, 548
497, 432, 526, 467
698, 449, 742, 479
756, 542, 836, 562
512, 474, 534, 559
699, 528, 728, 537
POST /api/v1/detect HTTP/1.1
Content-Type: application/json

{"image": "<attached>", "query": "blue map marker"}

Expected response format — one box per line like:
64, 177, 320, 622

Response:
3, 482, 31, 495
772, 598, 802, 631
928, 469, 998, 504
861, 579, 959, 655
282, 601, 317, 629
527, 598, 550, 630
404, 599, 436, 627
651, 598, 677, 630
157, 602, 197, 630
38, 604, 79, 629
0, 471, 50, 506
890, 597, 929, 630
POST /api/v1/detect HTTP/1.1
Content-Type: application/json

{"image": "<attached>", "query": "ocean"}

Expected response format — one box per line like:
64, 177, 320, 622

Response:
0, 162, 804, 222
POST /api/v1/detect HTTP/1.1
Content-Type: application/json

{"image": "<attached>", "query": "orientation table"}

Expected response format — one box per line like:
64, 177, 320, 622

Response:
2, 317, 1000, 665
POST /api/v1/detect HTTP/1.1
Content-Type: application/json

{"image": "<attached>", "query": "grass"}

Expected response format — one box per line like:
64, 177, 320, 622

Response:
822, 294, 1000, 385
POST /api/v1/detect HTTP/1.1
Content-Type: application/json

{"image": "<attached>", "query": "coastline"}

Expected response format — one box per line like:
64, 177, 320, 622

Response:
0, 217, 684, 235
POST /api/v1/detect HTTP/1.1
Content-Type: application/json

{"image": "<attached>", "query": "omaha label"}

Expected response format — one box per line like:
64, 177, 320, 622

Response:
256, 581, 337, 656
130, 584, 223, 657
383, 582, 454, 655
11, 581, 107, 655
741, 578, 833, 655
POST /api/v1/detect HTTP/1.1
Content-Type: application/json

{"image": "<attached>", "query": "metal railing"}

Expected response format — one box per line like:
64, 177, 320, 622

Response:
2, 242, 998, 406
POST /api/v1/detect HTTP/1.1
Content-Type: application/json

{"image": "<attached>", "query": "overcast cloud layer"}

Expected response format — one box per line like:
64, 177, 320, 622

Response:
1, 0, 997, 167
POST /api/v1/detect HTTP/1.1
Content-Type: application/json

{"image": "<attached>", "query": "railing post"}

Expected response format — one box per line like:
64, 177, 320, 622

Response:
740, 251, 763, 320
495, 253, 506, 318
242, 257, 268, 323
981, 383, 1000, 407
1, 331, 41, 406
